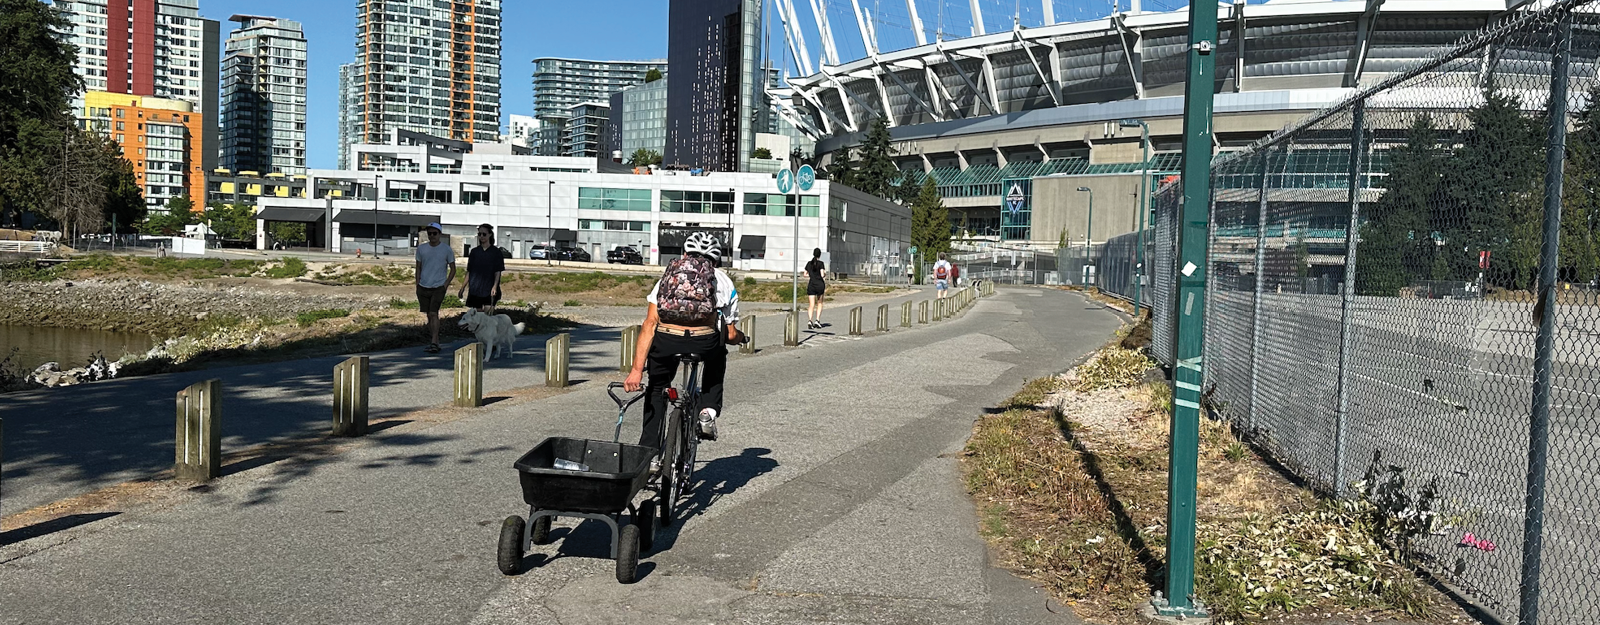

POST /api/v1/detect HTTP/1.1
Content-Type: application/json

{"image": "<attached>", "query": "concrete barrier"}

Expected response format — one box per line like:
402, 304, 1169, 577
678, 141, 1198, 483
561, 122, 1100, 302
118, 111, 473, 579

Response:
848, 306, 862, 335
877, 304, 889, 332
332, 356, 370, 437
784, 311, 800, 346
739, 316, 756, 354
546, 333, 570, 388
454, 343, 485, 407
919, 300, 929, 324
901, 301, 912, 327
620, 325, 641, 372
175, 379, 222, 482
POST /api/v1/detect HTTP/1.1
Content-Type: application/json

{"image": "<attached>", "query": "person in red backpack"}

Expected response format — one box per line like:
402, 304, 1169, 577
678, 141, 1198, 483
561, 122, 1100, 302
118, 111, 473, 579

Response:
624, 232, 744, 447
932, 253, 952, 298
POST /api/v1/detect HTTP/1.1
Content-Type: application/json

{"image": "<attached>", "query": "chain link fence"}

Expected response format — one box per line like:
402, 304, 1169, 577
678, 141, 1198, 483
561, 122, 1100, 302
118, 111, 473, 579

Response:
1124, 2, 1600, 622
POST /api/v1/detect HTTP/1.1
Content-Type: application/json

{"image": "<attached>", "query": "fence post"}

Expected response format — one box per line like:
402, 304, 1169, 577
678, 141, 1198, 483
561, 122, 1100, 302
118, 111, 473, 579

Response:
919, 300, 929, 324
332, 356, 370, 437
1333, 100, 1367, 498
849, 306, 862, 335
877, 304, 889, 332
546, 333, 570, 388
1248, 149, 1272, 437
901, 300, 912, 327
174, 379, 222, 482
1520, 15, 1572, 625
784, 311, 800, 346
739, 316, 755, 354
454, 343, 484, 407
620, 325, 641, 372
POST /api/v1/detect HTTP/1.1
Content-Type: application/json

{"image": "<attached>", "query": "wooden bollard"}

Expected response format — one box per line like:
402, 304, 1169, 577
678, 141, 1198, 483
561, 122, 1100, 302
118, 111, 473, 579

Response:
620, 324, 641, 372
175, 379, 222, 482
933, 299, 944, 321
1, 416, 6, 515
546, 332, 570, 388
901, 301, 912, 327
332, 356, 370, 437
739, 316, 756, 354
454, 342, 485, 407
919, 300, 929, 324
848, 306, 862, 335
784, 311, 800, 346
877, 304, 889, 332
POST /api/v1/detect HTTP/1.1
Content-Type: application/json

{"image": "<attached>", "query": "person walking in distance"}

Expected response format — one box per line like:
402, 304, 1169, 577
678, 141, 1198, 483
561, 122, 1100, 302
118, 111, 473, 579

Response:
933, 253, 952, 299
459, 223, 505, 312
804, 248, 826, 329
623, 232, 745, 445
414, 222, 456, 353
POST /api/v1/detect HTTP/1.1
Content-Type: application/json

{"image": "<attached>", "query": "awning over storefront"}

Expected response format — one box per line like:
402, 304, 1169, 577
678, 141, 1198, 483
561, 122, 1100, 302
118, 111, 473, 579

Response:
738, 235, 766, 252
255, 207, 326, 223
332, 209, 440, 227
552, 229, 578, 241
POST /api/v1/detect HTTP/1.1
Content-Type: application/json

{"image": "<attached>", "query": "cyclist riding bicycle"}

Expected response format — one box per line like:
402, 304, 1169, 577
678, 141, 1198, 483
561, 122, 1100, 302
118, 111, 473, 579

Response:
623, 232, 745, 448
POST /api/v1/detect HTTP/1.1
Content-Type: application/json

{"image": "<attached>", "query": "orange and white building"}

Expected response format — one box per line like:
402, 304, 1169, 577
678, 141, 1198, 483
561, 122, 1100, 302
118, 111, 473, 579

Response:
82, 91, 207, 209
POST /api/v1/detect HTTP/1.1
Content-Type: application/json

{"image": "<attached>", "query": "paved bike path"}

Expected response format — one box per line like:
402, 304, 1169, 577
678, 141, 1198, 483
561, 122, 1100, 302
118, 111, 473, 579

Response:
0, 287, 1120, 624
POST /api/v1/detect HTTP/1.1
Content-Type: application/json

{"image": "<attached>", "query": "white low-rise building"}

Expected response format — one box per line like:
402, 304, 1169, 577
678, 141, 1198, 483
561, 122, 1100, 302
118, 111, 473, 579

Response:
255, 130, 911, 277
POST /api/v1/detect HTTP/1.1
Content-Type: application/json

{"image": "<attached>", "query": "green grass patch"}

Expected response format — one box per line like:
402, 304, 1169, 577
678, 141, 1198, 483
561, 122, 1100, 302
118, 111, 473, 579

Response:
388, 297, 419, 309
442, 294, 464, 309
515, 270, 655, 293
264, 257, 307, 279
295, 308, 349, 327
562, 299, 582, 307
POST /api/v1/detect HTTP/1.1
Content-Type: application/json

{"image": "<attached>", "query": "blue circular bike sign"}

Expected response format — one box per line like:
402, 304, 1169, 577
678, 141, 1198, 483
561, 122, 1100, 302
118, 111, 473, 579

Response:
797, 164, 816, 191
776, 169, 795, 194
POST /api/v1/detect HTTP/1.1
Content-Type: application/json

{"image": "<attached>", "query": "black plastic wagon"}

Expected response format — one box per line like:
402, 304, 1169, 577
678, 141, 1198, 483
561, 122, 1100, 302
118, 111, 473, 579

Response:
497, 384, 658, 583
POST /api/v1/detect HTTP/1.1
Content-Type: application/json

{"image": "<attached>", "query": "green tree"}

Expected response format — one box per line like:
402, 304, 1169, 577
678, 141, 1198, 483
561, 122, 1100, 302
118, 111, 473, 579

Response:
853, 117, 905, 201
627, 148, 662, 167
0, 0, 83, 227
102, 141, 145, 232
911, 177, 950, 261
138, 196, 198, 235
644, 68, 663, 83
269, 222, 307, 246
1358, 115, 1445, 296
205, 202, 257, 242
1443, 81, 1545, 290
752, 147, 772, 160
827, 147, 860, 188
1560, 83, 1600, 287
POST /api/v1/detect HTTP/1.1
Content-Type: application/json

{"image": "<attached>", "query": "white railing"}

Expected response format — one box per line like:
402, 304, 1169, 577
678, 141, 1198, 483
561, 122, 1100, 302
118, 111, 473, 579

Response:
0, 240, 55, 255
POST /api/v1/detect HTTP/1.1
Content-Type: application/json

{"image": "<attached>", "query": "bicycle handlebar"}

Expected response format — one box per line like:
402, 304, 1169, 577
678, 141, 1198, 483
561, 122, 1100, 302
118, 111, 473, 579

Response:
607, 381, 646, 411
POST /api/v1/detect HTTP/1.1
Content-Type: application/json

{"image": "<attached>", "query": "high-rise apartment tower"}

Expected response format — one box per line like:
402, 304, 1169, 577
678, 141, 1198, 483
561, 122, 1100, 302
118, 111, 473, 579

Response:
344, 0, 502, 165
531, 58, 664, 155
665, 0, 762, 173
220, 15, 307, 175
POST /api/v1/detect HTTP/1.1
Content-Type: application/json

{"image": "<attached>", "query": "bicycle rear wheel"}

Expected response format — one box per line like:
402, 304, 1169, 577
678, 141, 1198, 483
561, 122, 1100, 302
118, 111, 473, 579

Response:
658, 405, 685, 526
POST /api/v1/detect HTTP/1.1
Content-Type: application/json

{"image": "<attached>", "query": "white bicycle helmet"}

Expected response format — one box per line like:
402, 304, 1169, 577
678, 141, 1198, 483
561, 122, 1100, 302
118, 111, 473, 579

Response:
683, 231, 719, 259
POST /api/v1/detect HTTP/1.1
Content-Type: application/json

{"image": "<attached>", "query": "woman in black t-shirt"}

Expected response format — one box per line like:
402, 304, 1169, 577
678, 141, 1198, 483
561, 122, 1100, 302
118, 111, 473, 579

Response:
459, 223, 505, 311
804, 248, 826, 329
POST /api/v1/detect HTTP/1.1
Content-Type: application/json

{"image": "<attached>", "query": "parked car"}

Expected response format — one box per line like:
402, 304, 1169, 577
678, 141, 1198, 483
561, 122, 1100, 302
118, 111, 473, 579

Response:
607, 246, 644, 265
497, 246, 511, 259
527, 244, 552, 260
556, 246, 592, 262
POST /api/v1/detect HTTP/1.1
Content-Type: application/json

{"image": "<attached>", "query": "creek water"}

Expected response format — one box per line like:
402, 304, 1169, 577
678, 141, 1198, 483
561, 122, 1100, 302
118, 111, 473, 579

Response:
0, 325, 155, 373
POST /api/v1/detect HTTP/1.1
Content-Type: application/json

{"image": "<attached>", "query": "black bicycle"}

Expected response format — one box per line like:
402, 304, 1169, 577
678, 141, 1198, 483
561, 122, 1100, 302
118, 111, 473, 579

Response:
654, 353, 704, 526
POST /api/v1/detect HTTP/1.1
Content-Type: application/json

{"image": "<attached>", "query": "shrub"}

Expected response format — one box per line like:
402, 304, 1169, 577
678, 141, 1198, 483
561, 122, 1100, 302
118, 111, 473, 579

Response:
563, 299, 582, 307
743, 276, 757, 287
388, 297, 418, 309
265, 257, 307, 279
442, 294, 464, 309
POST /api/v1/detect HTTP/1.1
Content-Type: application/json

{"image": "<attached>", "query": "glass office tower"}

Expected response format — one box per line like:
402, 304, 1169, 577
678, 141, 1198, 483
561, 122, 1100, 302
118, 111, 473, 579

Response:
665, 0, 762, 173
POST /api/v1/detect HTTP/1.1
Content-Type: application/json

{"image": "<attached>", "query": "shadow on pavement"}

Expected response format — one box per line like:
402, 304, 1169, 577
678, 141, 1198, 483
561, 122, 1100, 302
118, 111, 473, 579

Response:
0, 512, 120, 546
649, 447, 779, 553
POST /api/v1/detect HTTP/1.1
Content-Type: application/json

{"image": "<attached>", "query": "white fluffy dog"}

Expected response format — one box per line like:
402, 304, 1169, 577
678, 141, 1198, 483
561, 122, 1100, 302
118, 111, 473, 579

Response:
459, 309, 525, 360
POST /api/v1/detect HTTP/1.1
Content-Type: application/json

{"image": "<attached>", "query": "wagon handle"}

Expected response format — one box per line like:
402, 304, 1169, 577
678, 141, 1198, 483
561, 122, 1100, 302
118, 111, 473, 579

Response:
607, 382, 646, 411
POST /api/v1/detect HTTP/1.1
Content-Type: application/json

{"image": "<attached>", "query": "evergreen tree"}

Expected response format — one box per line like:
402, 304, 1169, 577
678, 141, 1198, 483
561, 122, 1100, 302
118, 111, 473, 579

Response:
828, 147, 860, 188
1358, 115, 1445, 296
911, 177, 950, 260
102, 141, 145, 232
1443, 81, 1545, 290
0, 0, 84, 226
854, 117, 905, 201
1560, 83, 1600, 287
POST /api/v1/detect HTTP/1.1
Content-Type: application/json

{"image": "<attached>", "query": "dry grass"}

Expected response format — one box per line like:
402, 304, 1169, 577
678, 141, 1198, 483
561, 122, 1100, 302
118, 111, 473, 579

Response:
963, 352, 1459, 624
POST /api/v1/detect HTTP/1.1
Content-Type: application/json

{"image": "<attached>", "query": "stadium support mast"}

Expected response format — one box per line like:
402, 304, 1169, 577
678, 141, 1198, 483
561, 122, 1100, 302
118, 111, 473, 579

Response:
970, 0, 985, 35
908, 0, 927, 45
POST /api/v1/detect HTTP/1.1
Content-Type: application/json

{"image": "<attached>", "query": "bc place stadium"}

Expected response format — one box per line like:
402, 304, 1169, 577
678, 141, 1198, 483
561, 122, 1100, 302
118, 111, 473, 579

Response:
770, 0, 1536, 252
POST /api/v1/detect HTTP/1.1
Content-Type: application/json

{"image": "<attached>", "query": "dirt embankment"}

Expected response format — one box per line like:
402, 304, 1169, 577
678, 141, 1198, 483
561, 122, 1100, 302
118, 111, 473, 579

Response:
0, 278, 388, 337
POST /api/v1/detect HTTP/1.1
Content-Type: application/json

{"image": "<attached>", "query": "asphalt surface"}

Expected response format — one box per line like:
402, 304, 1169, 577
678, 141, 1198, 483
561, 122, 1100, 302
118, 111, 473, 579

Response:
0, 286, 1122, 624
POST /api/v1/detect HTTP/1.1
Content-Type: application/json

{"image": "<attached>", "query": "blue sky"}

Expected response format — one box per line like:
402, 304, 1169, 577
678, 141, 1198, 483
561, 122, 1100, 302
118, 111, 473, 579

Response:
200, 0, 670, 169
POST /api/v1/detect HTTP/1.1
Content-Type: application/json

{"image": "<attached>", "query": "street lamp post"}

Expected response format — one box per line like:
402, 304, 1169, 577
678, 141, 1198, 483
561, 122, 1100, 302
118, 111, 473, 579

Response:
1119, 118, 1149, 315
546, 180, 554, 266
373, 174, 382, 257
1076, 186, 1094, 285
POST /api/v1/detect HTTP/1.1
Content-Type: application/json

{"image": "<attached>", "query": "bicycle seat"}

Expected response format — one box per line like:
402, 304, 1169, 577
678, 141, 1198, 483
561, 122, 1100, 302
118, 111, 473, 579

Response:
673, 353, 704, 363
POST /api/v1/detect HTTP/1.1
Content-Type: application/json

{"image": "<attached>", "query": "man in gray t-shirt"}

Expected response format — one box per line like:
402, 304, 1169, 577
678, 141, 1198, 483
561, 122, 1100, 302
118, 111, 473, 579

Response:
414, 222, 456, 353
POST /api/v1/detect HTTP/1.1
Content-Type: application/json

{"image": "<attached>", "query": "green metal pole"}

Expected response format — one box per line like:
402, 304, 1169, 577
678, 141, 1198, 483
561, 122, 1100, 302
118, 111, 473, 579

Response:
1134, 123, 1147, 316
1158, 0, 1217, 616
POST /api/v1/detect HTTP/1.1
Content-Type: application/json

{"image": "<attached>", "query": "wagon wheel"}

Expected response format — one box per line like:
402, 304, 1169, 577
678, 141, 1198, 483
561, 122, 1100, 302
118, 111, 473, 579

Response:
616, 524, 641, 584
496, 516, 524, 575
530, 514, 552, 545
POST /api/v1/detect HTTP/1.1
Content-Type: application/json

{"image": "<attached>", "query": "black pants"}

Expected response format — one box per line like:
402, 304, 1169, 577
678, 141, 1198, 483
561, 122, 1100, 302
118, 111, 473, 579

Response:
637, 329, 727, 449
